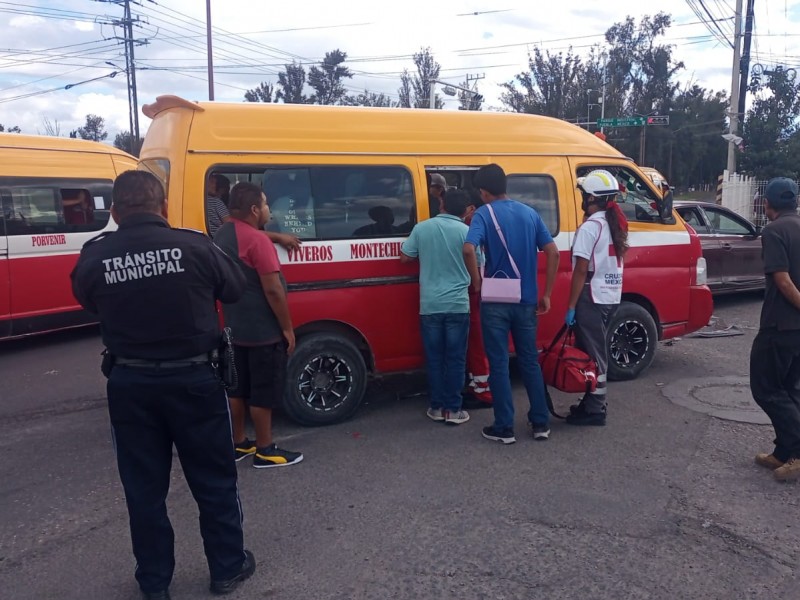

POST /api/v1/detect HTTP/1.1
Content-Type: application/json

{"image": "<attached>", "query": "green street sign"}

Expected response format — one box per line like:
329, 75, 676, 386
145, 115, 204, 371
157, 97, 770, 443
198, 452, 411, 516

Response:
596, 117, 646, 127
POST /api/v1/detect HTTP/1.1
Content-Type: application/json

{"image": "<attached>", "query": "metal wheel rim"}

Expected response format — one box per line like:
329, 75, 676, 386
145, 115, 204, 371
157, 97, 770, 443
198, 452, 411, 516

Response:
609, 319, 649, 370
296, 353, 354, 413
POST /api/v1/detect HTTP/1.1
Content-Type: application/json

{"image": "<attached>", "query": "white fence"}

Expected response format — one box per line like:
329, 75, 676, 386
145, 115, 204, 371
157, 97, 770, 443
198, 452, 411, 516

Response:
719, 170, 798, 228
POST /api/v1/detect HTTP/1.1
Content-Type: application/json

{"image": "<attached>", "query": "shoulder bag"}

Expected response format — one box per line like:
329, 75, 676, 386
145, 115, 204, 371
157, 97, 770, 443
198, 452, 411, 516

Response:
481, 204, 522, 303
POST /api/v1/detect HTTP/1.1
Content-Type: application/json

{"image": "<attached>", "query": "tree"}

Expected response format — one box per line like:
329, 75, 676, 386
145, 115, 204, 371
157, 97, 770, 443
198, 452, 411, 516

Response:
113, 131, 143, 157
71, 114, 107, 142
0, 123, 21, 133
39, 117, 61, 136
500, 47, 585, 119
308, 50, 352, 105
276, 62, 308, 104
740, 66, 800, 180
344, 90, 396, 107
398, 70, 413, 108
662, 85, 728, 187
397, 47, 443, 109
244, 82, 275, 103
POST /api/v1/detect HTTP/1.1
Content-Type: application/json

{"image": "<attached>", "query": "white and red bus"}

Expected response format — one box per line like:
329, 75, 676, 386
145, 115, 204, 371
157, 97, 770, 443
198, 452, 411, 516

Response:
0, 134, 137, 339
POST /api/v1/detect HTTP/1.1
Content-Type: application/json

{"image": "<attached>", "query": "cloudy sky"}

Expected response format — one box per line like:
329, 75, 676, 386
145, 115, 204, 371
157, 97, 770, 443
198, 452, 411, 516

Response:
1, 0, 798, 139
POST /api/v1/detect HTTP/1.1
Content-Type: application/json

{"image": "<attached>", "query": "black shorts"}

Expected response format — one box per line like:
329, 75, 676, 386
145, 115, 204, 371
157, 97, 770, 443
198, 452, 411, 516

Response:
228, 342, 287, 409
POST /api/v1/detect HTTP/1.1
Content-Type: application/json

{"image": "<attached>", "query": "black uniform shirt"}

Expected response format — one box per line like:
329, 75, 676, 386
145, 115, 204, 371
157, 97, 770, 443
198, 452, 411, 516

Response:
760, 211, 800, 331
71, 213, 245, 359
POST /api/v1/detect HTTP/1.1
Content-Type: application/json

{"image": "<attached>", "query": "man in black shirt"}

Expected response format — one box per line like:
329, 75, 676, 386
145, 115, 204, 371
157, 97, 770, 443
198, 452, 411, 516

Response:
71, 171, 255, 599
750, 177, 800, 481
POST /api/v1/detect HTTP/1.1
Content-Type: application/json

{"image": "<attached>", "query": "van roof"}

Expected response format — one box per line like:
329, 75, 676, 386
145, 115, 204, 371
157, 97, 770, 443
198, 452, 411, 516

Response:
143, 94, 628, 159
0, 132, 135, 157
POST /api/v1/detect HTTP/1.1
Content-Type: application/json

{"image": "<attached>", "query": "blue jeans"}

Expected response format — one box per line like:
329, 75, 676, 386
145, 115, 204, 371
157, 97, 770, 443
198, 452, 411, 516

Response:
480, 302, 549, 430
420, 313, 470, 412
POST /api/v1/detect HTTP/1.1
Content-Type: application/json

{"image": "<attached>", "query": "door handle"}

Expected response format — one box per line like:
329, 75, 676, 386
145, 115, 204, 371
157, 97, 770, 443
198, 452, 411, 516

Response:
721, 242, 732, 249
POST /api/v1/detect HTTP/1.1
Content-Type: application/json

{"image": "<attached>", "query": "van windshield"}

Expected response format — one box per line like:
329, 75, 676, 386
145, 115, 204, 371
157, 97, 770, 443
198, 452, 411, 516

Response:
138, 159, 170, 194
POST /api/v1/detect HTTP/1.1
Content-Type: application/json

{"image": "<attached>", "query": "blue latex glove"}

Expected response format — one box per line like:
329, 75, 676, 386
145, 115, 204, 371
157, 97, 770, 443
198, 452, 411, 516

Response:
565, 308, 576, 327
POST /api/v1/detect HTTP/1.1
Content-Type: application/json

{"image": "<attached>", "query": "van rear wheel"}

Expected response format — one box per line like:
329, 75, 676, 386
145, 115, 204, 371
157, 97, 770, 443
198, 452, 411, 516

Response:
283, 334, 367, 426
607, 302, 657, 381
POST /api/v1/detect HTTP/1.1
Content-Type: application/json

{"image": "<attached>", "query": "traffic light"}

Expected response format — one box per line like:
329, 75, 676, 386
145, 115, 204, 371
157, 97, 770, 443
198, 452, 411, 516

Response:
647, 115, 669, 126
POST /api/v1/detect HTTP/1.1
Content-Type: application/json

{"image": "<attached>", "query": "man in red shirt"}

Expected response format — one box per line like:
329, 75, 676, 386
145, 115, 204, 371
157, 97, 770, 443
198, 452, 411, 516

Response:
63, 190, 94, 225
214, 183, 303, 468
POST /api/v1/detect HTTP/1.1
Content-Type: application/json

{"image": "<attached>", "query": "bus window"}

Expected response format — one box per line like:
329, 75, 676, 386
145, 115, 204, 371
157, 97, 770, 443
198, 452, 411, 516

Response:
0, 178, 111, 235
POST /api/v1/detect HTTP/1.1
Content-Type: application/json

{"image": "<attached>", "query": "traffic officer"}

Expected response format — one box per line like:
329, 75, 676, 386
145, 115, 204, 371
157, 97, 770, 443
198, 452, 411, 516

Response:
71, 170, 255, 600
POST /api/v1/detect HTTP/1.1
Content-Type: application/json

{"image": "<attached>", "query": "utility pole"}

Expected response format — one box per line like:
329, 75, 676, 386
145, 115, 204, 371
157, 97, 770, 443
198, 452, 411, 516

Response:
123, 0, 140, 141
96, 0, 147, 144
737, 0, 756, 119
727, 0, 744, 175
464, 73, 485, 110
206, 0, 215, 101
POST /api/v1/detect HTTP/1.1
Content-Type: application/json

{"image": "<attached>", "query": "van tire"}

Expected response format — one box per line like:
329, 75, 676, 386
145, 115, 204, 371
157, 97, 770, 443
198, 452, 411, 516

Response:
283, 334, 368, 426
607, 302, 658, 381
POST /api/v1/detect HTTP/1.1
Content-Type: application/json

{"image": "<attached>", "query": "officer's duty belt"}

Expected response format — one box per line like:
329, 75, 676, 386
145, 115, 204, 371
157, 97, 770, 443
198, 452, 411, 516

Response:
115, 353, 210, 368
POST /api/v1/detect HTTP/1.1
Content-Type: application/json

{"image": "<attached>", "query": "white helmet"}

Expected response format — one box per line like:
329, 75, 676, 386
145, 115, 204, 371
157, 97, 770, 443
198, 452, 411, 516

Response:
578, 169, 619, 197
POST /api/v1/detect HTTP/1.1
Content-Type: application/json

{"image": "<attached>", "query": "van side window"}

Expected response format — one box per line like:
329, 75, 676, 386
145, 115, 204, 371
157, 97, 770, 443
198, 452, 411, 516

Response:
258, 165, 414, 240
263, 168, 316, 238
576, 166, 659, 223
507, 175, 559, 235
0, 178, 111, 235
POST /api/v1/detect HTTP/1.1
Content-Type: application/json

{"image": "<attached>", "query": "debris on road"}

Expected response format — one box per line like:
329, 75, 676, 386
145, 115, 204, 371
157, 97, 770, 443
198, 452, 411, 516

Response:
687, 316, 745, 338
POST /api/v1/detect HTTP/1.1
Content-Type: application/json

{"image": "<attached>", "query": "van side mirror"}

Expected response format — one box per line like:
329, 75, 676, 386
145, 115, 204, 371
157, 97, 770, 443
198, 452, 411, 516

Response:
753, 225, 763, 237
657, 188, 676, 225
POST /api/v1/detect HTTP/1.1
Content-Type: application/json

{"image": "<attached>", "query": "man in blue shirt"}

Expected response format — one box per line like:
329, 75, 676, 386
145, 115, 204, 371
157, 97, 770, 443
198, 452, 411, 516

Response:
401, 190, 472, 426
464, 164, 560, 444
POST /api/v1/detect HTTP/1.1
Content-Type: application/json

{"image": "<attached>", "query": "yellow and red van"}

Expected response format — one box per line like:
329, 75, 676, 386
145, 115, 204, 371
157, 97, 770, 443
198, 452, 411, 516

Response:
140, 95, 712, 425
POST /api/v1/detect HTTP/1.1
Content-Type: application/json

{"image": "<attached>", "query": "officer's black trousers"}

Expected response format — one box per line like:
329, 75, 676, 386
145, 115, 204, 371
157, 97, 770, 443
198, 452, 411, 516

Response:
750, 328, 800, 462
107, 364, 245, 593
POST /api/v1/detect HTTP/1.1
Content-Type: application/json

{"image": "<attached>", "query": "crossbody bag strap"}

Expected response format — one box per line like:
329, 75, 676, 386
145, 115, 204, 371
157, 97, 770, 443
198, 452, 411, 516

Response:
486, 204, 521, 278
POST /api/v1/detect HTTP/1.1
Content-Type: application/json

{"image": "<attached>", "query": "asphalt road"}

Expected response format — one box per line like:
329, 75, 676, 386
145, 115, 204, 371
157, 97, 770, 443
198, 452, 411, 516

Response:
1, 291, 798, 600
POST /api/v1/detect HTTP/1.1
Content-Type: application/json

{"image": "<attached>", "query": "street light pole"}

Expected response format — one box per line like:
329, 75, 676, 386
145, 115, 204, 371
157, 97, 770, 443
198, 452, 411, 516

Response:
206, 0, 215, 101
726, 0, 744, 174
600, 53, 607, 134
428, 79, 480, 109
635, 110, 657, 165
586, 89, 593, 130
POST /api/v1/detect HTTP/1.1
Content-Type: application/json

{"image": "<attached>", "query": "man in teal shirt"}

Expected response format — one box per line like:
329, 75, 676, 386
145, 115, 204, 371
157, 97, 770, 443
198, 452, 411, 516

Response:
401, 190, 471, 425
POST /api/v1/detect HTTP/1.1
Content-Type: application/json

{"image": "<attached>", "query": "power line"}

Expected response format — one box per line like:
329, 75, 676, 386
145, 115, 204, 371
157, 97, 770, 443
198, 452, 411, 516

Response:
685, 0, 734, 47
0, 70, 121, 104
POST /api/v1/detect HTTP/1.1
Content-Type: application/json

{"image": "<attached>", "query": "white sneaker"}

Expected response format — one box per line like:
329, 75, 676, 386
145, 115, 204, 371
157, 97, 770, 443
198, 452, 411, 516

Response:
444, 409, 470, 425
426, 408, 445, 422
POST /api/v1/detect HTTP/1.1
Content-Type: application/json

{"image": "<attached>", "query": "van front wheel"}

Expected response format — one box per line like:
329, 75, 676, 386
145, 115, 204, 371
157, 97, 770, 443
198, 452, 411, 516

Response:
607, 302, 658, 381
283, 334, 368, 426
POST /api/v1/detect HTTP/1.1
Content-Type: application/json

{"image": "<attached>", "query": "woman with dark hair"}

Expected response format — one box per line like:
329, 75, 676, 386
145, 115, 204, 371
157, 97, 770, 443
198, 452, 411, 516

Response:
564, 169, 629, 426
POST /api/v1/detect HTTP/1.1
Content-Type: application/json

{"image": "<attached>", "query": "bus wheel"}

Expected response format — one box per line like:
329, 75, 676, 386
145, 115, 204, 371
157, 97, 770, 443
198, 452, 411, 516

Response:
284, 334, 368, 426
607, 302, 657, 381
